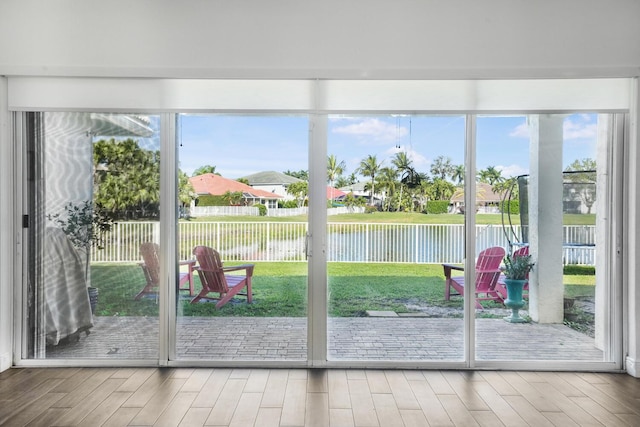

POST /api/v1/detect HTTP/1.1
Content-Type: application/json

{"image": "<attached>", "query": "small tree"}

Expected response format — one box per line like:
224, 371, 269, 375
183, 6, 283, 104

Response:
47, 200, 114, 284
286, 181, 308, 208
565, 159, 596, 214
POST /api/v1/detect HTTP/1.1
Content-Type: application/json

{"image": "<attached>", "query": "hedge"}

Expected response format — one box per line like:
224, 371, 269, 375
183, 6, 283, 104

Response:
425, 200, 450, 214
196, 195, 227, 206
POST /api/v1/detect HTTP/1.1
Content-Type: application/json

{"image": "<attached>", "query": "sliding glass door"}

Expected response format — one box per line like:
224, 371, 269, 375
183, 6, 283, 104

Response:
326, 114, 468, 362
174, 114, 310, 362
474, 114, 622, 366
23, 112, 161, 361
13, 78, 625, 370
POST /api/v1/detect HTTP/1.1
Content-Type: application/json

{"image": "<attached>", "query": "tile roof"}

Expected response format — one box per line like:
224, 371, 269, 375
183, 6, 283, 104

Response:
189, 173, 282, 199
327, 186, 346, 199
450, 182, 502, 202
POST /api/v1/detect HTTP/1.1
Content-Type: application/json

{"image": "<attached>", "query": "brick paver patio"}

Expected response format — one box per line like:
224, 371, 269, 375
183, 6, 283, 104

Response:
44, 316, 604, 362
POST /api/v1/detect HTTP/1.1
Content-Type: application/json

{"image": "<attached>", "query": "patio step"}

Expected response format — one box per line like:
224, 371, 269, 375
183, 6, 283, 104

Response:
365, 310, 398, 317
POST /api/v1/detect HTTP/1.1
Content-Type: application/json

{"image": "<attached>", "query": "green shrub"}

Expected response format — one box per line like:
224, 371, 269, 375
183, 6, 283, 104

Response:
254, 203, 267, 216
279, 200, 299, 208
425, 200, 449, 214
500, 200, 520, 215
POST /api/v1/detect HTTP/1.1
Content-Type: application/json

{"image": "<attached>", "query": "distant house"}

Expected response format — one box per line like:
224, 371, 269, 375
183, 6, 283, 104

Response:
339, 182, 383, 206
240, 171, 302, 201
327, 186, 346, 204
450, 182, 503, 213
242, 170, 347, 203
189, 173, 282, 208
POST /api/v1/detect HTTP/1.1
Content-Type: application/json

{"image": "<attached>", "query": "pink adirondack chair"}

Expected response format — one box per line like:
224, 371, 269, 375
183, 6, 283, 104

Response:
134, 242, 195, 300
496, 245, 530, 299
190, 246, 254, 308
442, 246, 506, 309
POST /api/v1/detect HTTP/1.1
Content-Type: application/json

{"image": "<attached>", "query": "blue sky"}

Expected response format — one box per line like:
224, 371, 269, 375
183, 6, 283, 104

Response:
177, 114, 598, 181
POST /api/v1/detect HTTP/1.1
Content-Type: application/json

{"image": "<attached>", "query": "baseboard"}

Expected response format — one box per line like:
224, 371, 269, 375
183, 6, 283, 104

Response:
626, 356, 638, 378
0, 351, 11, 373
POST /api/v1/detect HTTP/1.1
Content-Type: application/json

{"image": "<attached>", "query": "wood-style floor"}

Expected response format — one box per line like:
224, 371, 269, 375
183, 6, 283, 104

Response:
1, 368, 639, 426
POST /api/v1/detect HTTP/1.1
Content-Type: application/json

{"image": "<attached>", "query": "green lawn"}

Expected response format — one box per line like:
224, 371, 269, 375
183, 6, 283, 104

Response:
90, 262, 595, 318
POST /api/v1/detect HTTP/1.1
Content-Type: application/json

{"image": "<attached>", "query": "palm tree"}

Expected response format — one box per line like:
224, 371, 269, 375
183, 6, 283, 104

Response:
377, 167, 398, 211
283, 169, 309, 180
327, 154, 346, 201
452, 164, 465, 184
357, 154, 383, 205
178, 169, 197, 216
478, 165, 504, 185
192, 165, 218, 176
392, 151, 413, 211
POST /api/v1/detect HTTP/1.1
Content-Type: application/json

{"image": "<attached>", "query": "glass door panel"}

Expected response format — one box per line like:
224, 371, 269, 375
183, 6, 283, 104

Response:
475, 114, 615, 363
24, 112, 161, 360
175, 114, 309, 361
326, 115, 467, 361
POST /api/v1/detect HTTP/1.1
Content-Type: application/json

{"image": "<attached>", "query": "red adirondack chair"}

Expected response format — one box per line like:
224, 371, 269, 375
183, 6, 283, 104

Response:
134, 242, 195, 300
442, 246, 506, 309
496, 245, 530, 299
190, 246, 254, 308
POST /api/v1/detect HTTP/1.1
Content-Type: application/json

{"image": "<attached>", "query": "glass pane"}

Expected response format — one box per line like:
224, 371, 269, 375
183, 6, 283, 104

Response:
26, 112, 160, 360
326, 114, 466, 361
175, 114, 309, 361
475, 114, 612, 362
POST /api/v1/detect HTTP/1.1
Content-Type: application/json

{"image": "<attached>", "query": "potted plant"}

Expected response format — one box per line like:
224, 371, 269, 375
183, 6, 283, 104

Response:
502, 253, 534, 323
47, 200, 114, 313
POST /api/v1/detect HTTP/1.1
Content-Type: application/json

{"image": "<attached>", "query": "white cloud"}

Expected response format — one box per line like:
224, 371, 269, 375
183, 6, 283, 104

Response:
407, 149, 428, 168
497, 164, 528, 179
509, 117, 597, 141
333, 118, 407, 143
564, 119, 597, 140
509, 123, 530, 138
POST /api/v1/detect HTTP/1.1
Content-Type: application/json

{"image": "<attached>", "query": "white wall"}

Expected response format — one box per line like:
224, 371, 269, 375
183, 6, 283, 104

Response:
0, 0, 639, 79
0, 77, 12, 371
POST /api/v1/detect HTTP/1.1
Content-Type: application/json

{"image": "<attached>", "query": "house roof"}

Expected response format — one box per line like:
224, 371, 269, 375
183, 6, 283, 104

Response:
450, 182, 503, 203
189, 173, 282, 199
327, 186, 346, 199
339, 182, 367, 192
240, 170, 302, 185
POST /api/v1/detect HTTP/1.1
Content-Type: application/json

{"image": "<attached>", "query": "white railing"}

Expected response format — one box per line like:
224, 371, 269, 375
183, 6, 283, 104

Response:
92, 221, 596, 265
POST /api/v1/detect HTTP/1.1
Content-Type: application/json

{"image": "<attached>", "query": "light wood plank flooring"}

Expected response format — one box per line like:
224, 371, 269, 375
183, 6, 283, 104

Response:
1, 368, 639, 426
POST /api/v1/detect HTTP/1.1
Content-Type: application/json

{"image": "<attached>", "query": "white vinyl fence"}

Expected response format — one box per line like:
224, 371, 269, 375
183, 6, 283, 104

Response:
91, 221, 596, 265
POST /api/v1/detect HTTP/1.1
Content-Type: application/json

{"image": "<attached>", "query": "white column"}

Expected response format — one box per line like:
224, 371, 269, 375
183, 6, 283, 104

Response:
528, 115, 565, 323
627, 78, 640, 377
0, 76, 12, 372
307, 112, 327, 367
594, 115, 613, 351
